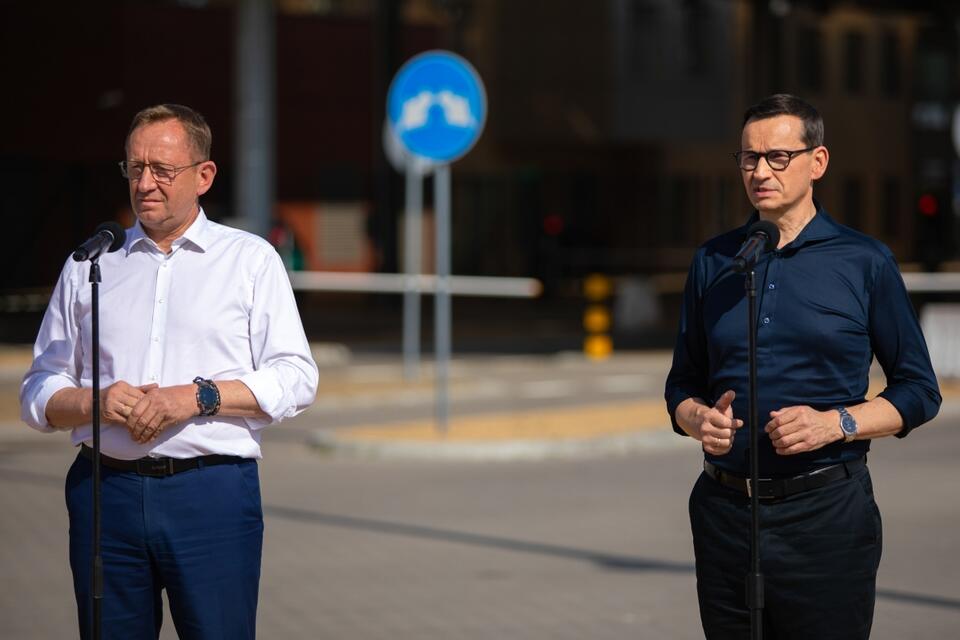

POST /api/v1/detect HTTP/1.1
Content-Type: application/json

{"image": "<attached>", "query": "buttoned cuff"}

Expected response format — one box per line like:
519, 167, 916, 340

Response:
878, 386, 939, 439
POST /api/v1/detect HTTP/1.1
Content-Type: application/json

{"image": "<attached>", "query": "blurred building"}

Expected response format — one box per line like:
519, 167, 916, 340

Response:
0, 0, 957, 343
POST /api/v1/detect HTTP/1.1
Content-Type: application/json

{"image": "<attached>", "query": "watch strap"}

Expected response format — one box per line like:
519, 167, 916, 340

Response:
837, 406, 857, 443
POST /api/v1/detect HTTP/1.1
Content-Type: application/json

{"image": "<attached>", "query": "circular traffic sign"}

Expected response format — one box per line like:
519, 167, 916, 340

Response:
387, 50, 487, 164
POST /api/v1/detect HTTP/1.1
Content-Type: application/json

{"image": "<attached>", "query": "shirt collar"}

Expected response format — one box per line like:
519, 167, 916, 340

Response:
739, 199, 840, 249
126, 207, 211, 255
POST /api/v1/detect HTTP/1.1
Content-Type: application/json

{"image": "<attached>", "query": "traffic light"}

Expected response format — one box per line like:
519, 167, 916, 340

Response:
914, 188, 955, 271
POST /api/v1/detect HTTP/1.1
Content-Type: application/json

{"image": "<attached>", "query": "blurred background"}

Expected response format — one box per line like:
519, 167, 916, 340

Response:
3, 3, 960, 638
1, 0, 959, 352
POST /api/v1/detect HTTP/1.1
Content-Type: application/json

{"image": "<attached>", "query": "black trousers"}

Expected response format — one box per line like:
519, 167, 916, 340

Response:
689, 465, 882, 640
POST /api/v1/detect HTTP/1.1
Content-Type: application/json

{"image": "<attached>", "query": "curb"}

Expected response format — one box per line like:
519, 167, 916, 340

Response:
308, 427, 683, 462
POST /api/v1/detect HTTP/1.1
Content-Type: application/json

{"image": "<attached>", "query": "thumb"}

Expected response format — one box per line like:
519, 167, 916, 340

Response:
714, 390, 736, 412
138, 383, 160, 392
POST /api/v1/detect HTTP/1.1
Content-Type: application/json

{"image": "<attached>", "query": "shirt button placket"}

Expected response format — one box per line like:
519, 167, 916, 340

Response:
758, 258, 780, 332
147, 255, 172, 383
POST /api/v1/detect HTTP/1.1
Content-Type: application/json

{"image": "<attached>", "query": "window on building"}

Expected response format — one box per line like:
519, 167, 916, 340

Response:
681, 0, 710, 76
796, 25, 822, 93
843, 31, 864, 94
843, 177, 863, 230
881, 30, 901, 98
659, 174, 698, 245
882, 176, 901, 237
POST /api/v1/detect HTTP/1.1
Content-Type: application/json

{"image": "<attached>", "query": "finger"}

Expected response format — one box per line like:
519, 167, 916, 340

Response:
113, 403, 130, 421
775, 441, 808, 455
138, 383, 160, 392
134, 411, 161, 443
713, 428, 733, 440
123, 389, 148, 403
135, 409, 163, 443
714, 390, 736, 413
765, 410, 798, 433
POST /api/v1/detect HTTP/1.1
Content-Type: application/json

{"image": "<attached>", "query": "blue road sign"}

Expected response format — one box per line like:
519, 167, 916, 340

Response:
387, 50, 487, 164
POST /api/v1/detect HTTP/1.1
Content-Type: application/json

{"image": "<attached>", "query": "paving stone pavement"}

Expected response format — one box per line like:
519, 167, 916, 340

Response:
1, 348, 959, 638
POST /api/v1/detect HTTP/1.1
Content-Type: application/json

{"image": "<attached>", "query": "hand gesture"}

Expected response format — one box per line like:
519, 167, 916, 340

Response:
698, 390, 744, 456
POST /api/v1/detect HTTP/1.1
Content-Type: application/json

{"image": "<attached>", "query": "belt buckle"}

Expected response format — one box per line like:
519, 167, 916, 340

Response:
137, 457, 175, 477
746, 477, 776, 500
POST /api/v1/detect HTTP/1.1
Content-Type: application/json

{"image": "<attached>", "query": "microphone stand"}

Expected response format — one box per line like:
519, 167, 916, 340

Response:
88, 258, 103, 640
745, 268, 763, 640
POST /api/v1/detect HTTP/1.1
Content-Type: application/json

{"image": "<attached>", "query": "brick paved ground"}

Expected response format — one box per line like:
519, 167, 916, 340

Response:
2, 350, 958, 638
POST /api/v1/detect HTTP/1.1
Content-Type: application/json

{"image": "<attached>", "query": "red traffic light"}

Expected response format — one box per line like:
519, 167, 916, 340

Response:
918, 194, 939, 217
543, 213, 565, 236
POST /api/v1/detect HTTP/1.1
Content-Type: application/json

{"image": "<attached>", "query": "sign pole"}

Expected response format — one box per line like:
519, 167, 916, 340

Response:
434, 164, 451, 432
402, 167, 423, 380
386, 50, 486, 434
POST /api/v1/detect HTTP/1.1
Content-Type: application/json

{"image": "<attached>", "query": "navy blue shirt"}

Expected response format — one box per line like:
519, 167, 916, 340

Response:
664, 204, 941, 476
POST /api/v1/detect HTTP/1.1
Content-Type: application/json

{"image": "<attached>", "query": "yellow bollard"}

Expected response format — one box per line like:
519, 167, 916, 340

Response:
583, 274, 613, 360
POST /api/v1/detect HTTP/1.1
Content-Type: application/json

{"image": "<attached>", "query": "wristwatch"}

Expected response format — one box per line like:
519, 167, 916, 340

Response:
837, 406, 857, 443
193, 377, 221, 417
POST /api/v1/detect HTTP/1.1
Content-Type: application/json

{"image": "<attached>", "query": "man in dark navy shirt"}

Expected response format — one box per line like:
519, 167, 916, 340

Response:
665, 94, 941, 639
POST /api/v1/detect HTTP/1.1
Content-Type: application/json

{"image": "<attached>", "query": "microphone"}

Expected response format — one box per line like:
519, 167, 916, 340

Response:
72, 222, 126, 262
732, 220, 780, 273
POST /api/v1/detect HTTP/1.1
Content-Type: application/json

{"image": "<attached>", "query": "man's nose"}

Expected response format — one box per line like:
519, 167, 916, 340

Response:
136, 166, 158, 190
752, 156, 773, 177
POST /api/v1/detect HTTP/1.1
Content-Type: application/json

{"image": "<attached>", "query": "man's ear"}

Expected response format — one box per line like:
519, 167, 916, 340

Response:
196, 160, 217, 197
810, 146, 829, 181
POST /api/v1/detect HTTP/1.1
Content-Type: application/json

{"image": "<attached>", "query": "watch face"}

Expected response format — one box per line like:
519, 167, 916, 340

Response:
841, 414, 857, 433
198, 385, 218, 408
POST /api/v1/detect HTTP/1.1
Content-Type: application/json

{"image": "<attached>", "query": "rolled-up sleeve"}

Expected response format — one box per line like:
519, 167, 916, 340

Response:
870, 254, 941, 437
20, 263, 83, 432
664, 254, 710, 436
239, 250, 318, 430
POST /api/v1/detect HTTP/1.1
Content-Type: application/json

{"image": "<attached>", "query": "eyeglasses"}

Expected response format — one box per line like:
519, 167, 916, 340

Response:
119, 160, 202, 185
732, 147, 816, 171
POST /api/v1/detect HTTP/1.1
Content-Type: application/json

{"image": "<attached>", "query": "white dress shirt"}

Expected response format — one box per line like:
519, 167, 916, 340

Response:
20, 209, 319, 460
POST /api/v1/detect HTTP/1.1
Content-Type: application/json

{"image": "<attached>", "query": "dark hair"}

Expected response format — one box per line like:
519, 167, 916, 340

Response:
742, 94, 824, 147
125, 104, 212, 160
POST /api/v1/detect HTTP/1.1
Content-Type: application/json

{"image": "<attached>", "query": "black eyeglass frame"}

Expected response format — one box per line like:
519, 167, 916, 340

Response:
732, 147, 817, 171
119, 160, 203, 185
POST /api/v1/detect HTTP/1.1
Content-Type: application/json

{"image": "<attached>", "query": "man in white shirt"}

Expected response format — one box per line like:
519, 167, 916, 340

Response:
20, 104, 318, 640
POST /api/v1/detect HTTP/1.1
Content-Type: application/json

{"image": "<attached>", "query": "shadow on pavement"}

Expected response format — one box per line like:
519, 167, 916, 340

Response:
266, 503, 695, 574
264, 504, 960, 612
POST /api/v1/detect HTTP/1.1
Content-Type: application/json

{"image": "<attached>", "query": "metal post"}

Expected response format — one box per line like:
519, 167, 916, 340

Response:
89, 260, 102, 640
234, 0, 275, 238
403, 169, 424, 379
746, 269, 764, 640
434, 164, 451, 432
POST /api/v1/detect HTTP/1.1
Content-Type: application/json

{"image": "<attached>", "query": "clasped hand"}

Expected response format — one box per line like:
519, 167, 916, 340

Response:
100, 381, 196, 444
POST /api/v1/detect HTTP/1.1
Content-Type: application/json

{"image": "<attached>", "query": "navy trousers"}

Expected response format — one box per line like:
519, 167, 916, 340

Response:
65, 452, 263, 640
689, 465, 883, 640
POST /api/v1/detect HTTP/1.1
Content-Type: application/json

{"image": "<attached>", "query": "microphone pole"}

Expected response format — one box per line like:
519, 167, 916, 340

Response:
745, 267, 763, 640
89, 257, 103, 640
72, 221, 124, 640
732, 219, 778, 640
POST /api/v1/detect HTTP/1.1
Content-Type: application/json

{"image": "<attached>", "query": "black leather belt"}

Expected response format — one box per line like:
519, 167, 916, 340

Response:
703, 457, 866, 500
80, 444, 246, 477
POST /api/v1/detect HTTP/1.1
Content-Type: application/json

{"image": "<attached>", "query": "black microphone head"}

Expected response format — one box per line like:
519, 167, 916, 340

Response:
96, 221, 127, 253
747, 219, 780, 251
